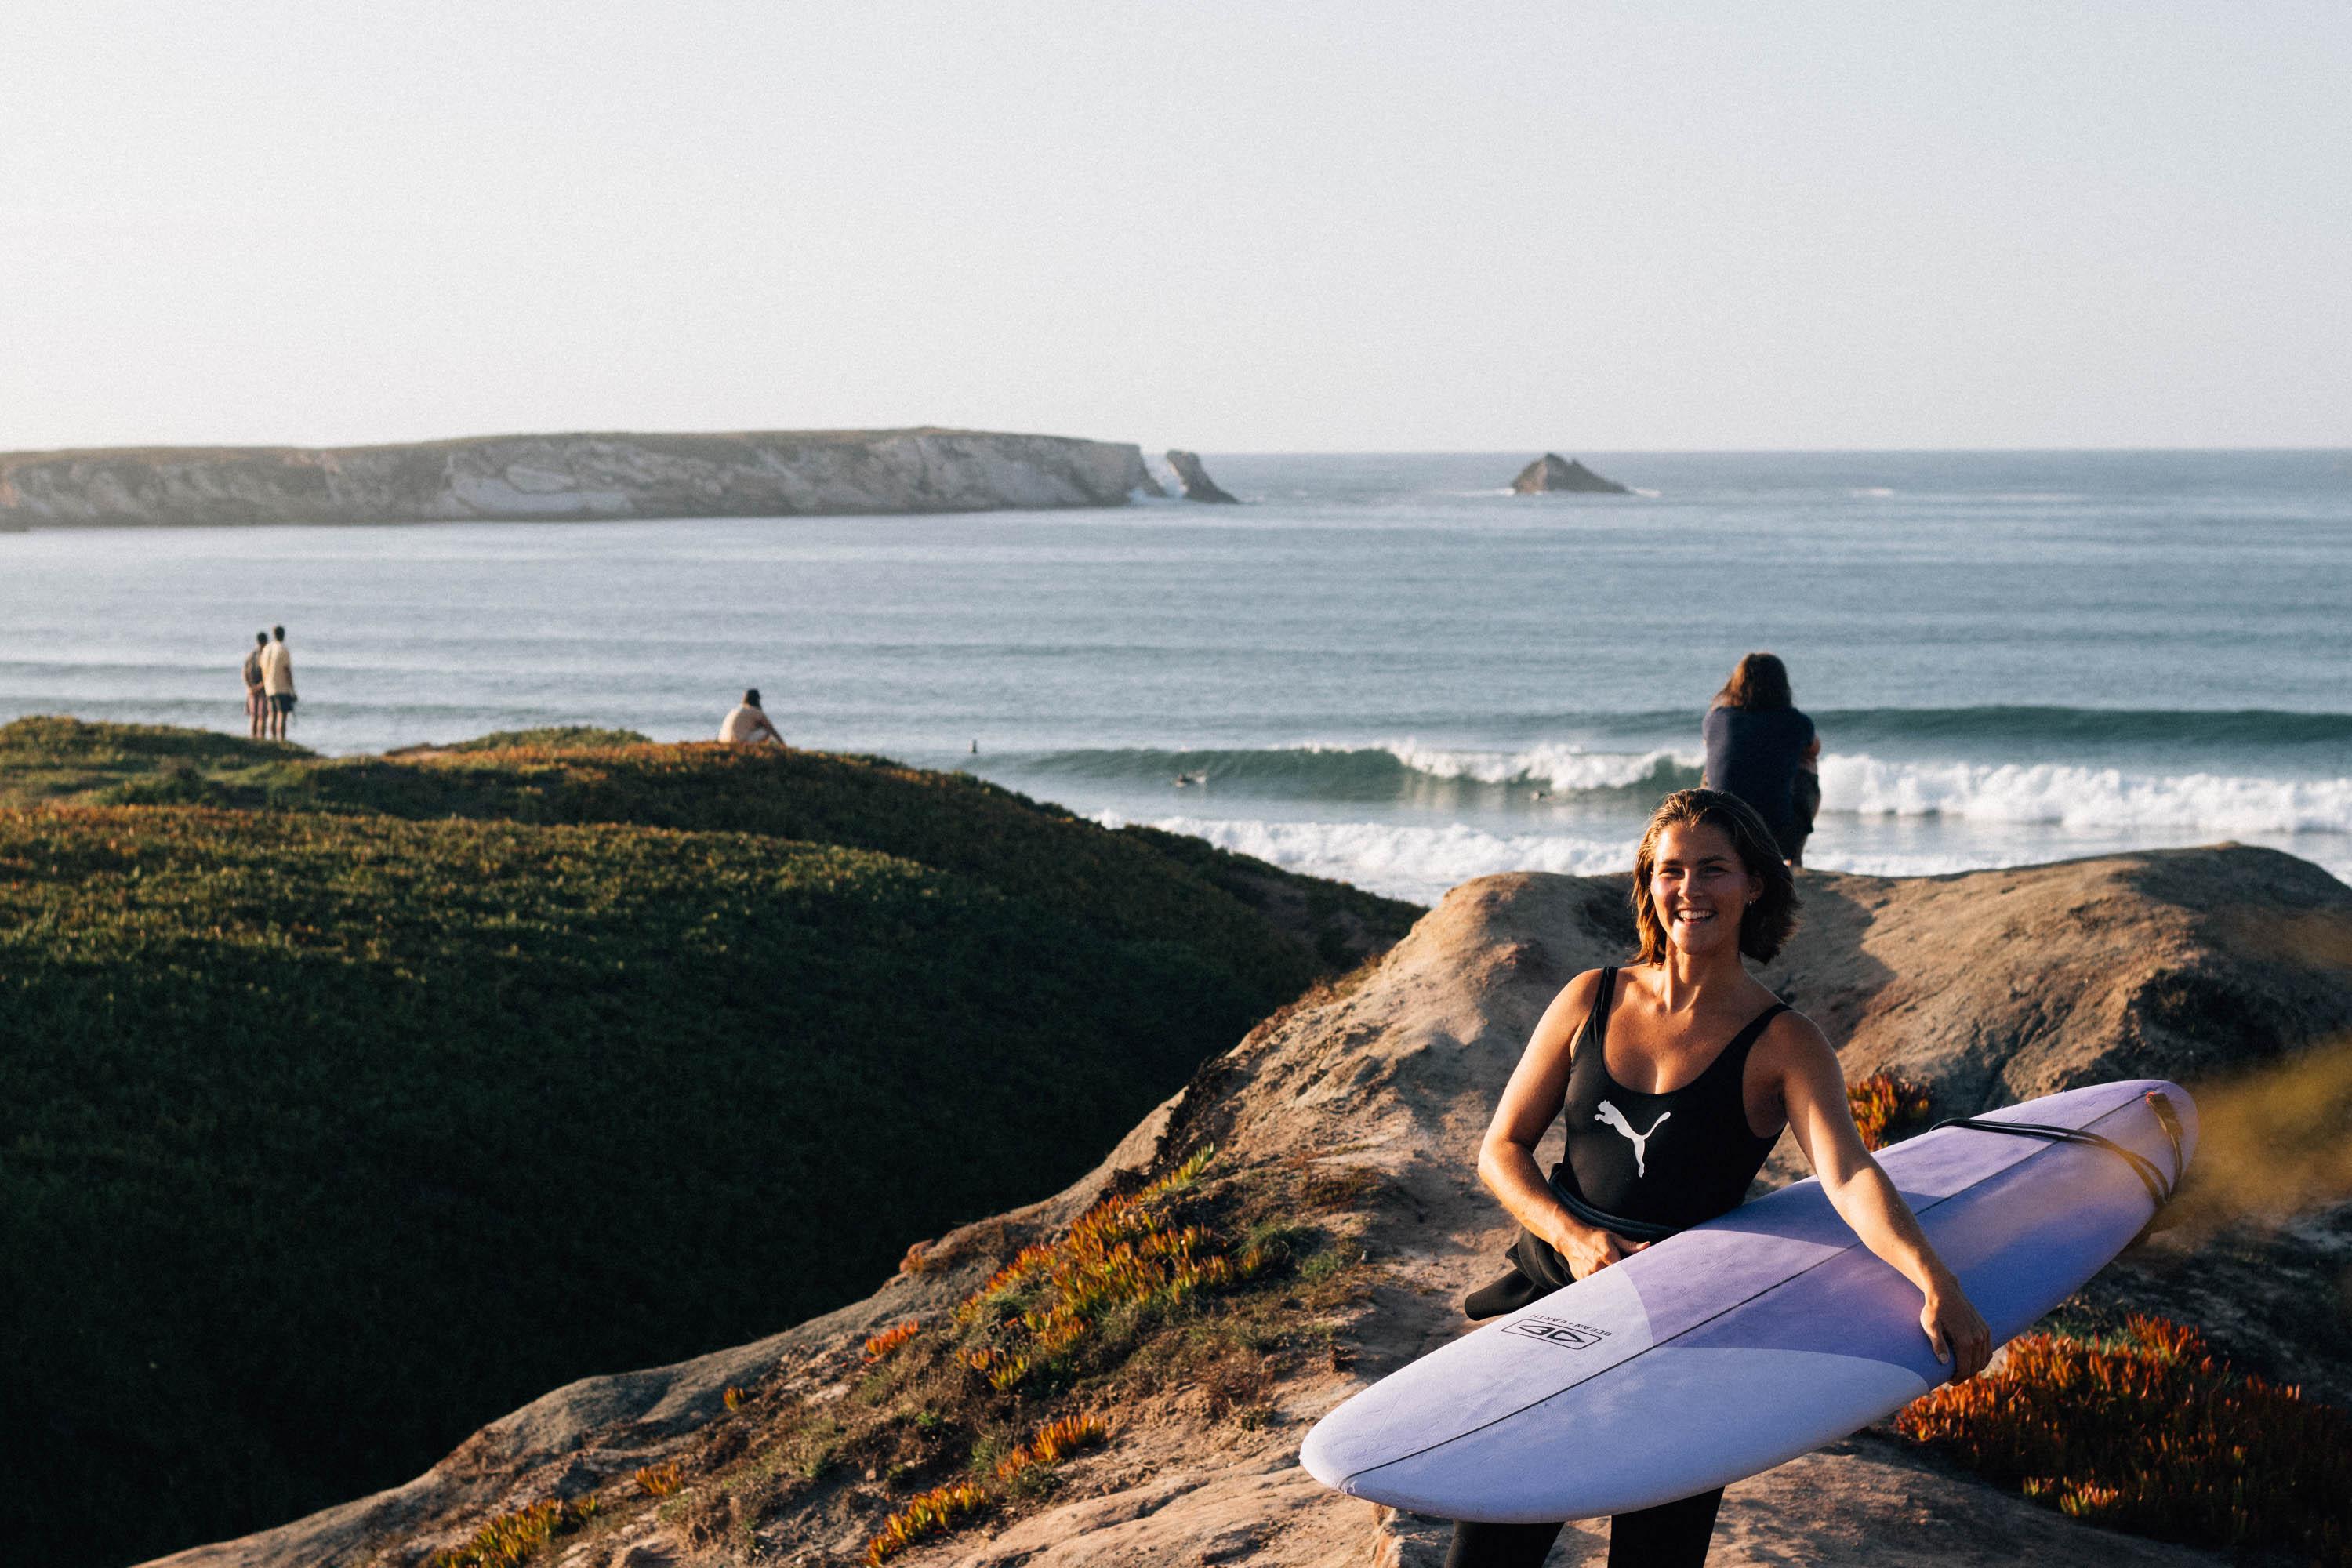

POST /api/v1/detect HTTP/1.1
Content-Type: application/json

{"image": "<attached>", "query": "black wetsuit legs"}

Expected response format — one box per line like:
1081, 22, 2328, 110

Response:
1608, 1488, 1725, 1565
1445, 1519, 1563, 1568
1445, 1489, 1722, 1568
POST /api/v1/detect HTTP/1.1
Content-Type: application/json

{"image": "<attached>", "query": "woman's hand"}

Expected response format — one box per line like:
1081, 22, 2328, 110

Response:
1548, 1216, 1648, 1278
1919, 1276, 1994, 1382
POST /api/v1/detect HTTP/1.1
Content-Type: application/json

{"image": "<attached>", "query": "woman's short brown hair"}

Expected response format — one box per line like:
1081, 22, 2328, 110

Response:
1630, 789, 1798, 964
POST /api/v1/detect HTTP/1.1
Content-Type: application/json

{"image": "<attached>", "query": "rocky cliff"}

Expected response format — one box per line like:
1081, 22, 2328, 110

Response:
143, 846, 2352, 1568
0, 429, 1157, 528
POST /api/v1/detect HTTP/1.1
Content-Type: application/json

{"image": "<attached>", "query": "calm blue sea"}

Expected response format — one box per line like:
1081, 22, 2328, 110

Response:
5, 449, 2347, 900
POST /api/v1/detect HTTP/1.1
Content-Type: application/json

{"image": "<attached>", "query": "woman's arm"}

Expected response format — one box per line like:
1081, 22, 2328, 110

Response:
1768, 1018, 1993, 1381
1475, 970, 1647, 1277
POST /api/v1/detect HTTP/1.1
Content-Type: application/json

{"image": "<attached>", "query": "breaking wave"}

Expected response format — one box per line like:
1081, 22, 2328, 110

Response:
1092, 812, 1636, 905
1821, 755, 2352, 837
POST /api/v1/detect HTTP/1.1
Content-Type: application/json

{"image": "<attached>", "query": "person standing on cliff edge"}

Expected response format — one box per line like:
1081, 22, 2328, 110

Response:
1700, 653, 1819, 866
259, 625, 297, 742
241, 631, 269, 739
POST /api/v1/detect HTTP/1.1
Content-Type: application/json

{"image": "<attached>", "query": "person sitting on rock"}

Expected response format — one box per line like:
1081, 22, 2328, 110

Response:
1701, 652, 1820, 866
719, 688, 786, 747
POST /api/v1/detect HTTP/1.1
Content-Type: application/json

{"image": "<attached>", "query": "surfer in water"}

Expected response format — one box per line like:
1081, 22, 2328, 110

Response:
1450, 788, 1991, 1568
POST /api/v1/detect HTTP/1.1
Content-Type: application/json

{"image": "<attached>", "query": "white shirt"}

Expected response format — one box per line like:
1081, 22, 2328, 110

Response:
259, 640, 295, 696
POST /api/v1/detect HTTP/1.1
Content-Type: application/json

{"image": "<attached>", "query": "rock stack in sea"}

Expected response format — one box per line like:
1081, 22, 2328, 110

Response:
1511, 452, 1631, 495
1165, 449, 1240, 503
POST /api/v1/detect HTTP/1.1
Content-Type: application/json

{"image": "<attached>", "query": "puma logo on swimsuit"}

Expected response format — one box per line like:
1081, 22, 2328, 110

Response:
1594, 1100, 1671, 1178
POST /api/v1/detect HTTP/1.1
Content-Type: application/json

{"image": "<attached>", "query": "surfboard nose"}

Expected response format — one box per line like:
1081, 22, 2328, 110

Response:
1298, 1414, 1349, 1492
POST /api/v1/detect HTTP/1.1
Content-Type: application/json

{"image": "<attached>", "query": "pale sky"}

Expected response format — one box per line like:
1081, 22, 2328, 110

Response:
4, 2, 2347, 453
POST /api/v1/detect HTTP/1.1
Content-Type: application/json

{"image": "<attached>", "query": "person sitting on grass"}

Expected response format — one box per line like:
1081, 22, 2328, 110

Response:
719, 688, 786, 747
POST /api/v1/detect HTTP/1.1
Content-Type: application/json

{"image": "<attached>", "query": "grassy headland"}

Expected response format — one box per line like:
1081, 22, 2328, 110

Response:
0, 718, 1417, 1568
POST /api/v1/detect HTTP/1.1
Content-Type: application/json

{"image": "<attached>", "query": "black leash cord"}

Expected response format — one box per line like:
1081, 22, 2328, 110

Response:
1929, 1091, 2186, 1210
1545, 1173, 1685, 1245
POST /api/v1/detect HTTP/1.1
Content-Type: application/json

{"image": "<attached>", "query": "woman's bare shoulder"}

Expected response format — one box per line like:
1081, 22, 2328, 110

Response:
1755, 1004, 1837, 1073
1536, 967, 1612, 1052
1557, 965, 1612, 1010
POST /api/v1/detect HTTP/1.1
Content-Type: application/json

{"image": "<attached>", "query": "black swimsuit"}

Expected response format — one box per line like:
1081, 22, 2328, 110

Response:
1554, 966, 1787, 1233
1464, 966, 1788, 1319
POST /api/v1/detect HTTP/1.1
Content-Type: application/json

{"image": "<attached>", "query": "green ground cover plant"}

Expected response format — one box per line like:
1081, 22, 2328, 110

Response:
439, 726, 653, 752
0, 719, 1415, 1568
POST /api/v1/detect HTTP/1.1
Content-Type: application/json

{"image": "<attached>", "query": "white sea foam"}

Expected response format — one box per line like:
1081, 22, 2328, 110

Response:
1359, 739, 2352, 838
1094, 811, 1635, 904
1820, 753, 2352, 836
1370, 739, 1697, 791
1097, 802, 2352, 903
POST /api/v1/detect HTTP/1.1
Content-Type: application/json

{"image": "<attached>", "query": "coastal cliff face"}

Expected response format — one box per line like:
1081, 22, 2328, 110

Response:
143, 847, 2352, 1568
0, 429, 1156, 528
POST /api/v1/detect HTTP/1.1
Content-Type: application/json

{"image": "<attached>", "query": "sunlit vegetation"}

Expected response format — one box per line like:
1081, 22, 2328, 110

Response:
1847, 1071, 1935, 1150
864, 1480, 992, 1563
441, 726, 652, 752
0, 717, 1416, 1568
631, 1462, 685, 1499
591, 1148, 1374, 1566
864, 1321, 922, 1362
989, 1413, 1109, 1483
956, 1146, 1268, 1394
1896, 1314, 2350, 1563
426, 1496, 600, 1568
861, 1411, 1110, 1563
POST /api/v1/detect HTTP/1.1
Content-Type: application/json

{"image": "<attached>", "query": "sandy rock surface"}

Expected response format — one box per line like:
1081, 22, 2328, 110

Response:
144, 846, 2352, 1568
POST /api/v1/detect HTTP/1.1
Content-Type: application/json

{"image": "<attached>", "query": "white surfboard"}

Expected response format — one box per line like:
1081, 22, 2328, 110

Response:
1300, 1078, 2195, 1522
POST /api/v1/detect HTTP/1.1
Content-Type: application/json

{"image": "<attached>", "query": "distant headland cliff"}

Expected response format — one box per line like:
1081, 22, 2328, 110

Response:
0, 427, 1162, 528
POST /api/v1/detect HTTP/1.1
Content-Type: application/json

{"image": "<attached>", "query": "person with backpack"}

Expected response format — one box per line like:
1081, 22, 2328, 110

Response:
241, 631, 269, 737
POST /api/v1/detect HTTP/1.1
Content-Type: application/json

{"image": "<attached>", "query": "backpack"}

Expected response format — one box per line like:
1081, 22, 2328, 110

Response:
242, 649, 263, 685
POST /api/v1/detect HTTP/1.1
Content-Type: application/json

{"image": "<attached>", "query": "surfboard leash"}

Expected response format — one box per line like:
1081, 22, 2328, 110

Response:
1929, 1090, 2187, 1212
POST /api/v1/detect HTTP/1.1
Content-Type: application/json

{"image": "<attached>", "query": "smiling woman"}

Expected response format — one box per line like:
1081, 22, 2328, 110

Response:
1444, 787, 1993, 1568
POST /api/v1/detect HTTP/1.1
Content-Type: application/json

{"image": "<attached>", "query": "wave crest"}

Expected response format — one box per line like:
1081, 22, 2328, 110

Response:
1821, 755, 2352, 835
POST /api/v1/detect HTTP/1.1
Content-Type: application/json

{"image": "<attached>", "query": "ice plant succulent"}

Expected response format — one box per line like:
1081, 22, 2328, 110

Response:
864, 1320, 921, 1361
993, 1413, 1110, 1483
1896, 1314, 2350, 1561
426, 1496, 600, 1568
863, 1481, 990, 1563
953, 1146, 1260, 1392
1847, 1072, 1933, 1150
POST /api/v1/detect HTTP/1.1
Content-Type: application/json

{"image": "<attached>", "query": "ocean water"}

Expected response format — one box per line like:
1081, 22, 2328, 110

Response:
3, 450, 2347, 902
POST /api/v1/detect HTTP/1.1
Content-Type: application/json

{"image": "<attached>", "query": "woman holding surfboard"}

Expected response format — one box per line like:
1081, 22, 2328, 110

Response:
1451, 788, 1991, 1568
